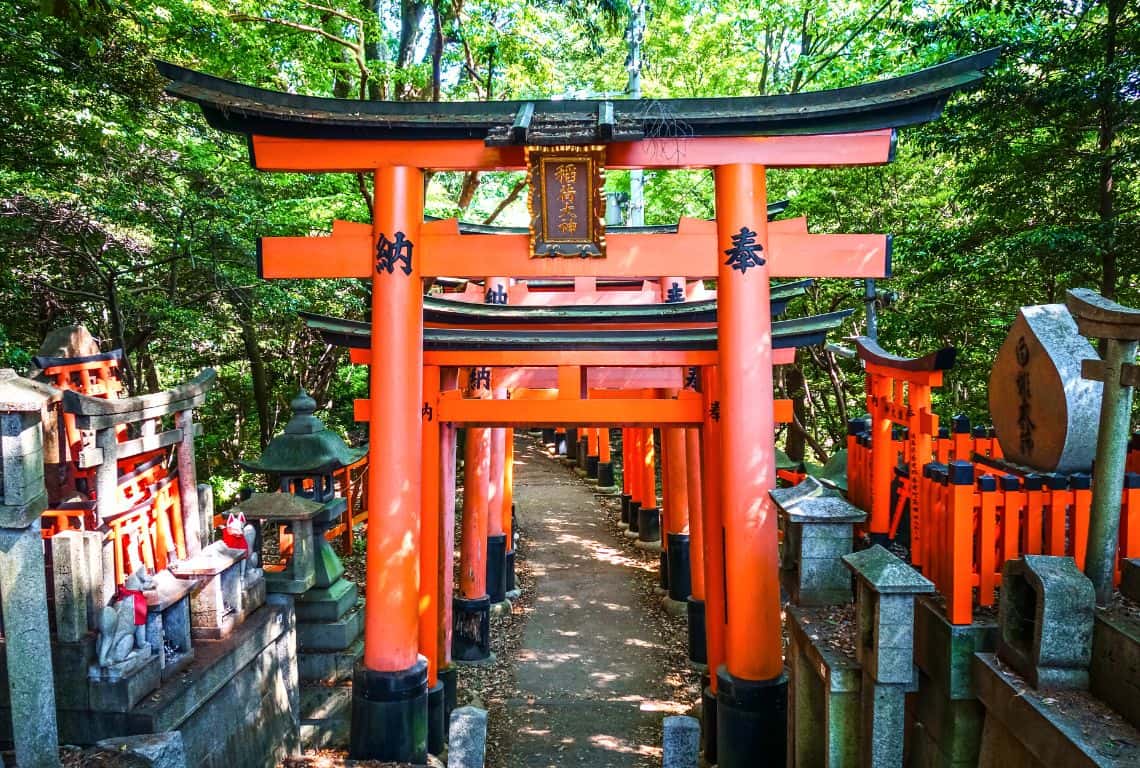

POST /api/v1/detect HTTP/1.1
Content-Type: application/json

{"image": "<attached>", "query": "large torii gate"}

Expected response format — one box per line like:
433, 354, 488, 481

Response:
160, 47, 997, 766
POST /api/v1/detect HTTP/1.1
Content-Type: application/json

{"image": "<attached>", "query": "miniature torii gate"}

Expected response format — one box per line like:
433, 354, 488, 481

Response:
160, 47, 997, 766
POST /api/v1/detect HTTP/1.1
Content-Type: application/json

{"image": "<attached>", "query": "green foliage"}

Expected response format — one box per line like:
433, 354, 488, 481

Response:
0, 0, 1136, 481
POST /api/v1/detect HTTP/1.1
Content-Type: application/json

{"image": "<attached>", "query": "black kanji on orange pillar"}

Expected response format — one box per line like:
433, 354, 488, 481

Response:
376, 232, 414, 275
723, 226, 765, 274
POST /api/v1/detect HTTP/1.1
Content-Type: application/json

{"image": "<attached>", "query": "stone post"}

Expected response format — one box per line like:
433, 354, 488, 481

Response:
176, 408, 203, 555
0, 369, 62, 768
843, 545, 934, 768
1065, 288, 1140, 604
771, 477, 866, 607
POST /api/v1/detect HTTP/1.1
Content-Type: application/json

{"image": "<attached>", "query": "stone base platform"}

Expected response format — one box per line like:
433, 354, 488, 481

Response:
299, 683, 351, 750
0, 601, 299, 768
973, 652, 1140, 768
299, 638, 363, 684
1091, 602, 1140, 732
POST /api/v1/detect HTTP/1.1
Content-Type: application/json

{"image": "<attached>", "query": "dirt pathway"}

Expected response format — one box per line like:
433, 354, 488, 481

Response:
499, 437, 678, 767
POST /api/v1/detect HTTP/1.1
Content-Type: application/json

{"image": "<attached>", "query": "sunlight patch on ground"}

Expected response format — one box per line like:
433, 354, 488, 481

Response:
638, 698, 690, 715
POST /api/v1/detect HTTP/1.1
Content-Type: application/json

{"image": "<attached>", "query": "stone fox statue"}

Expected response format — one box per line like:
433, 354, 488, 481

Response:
97, 568, 153, 669
222, 511, 259, 568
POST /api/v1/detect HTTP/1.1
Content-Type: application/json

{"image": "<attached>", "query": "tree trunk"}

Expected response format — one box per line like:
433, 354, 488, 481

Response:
1097, 0, 1121, 299
784, 355, 807, 462
238, 310, 272, 451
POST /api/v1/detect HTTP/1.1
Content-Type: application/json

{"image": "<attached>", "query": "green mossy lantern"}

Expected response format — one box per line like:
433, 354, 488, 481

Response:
240, 390, 366, 589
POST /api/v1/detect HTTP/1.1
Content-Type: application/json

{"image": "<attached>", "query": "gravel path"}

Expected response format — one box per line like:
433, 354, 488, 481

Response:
499, 437, 680, 767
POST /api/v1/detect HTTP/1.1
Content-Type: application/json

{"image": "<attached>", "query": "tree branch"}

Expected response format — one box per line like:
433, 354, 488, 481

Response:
483, 178, 527, 225
231, 14, 359, 51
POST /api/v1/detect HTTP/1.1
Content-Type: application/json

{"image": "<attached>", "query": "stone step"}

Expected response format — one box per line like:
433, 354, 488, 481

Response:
299, 638, 363, 684
299, 683, 351, 750
294, 579, 358, 623
297, 604, 363, 652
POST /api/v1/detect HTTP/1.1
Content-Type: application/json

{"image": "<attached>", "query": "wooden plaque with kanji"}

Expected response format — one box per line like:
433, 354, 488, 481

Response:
526, 145, 606, 258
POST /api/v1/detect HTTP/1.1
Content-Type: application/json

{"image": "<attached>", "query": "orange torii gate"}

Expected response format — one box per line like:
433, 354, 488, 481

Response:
160, 47, 997, 765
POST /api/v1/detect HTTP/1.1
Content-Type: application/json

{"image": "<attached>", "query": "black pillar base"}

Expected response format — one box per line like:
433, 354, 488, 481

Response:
427, 680, 445, 755
637, 506, 661, 543
715, 666, 788, 768
628, 501, 641, 533
620, 494, 632, 525
541, 428, 555, 446
556, 433, 567, 455
565, 428, 578, 457
702, 682, 718, 764
660, 550, 669, 590
486, 534, 507, 603
349, 659, 428, 762
505, 548, 517, 592
577, 437, 589, 469
586, 455, 600, 478
667, 533, 692, 602
452, 595, 491, 662
598, 462, 615, 488
438, 664, 458, 719
688, 597, 707, 665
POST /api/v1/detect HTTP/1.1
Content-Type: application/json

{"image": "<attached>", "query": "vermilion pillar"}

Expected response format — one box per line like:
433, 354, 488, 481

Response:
419, 365, 445, 753
597, 428, 616, 490
438, 402, 459, 717
663, 424, 692, 602
625, 429, 643, 538
454, 375, 492, 663
351, 165, 427, 762
620, 429, 633, 528
487, 385, 508, 605
586, 427, 600, 479
503, 427, 517, 596
685, 426, 707, 665
714, 163, 786, 764
700, 366, 727, 763
636, 428, 660, 545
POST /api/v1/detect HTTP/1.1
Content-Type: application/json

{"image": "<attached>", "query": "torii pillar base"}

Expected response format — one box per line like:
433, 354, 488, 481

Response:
687, 597, 707, 665
349, 658, 429, 762
597, 462, 616, 490
486, 534, 508, 604
715, 666, 787, 767
452, 595, 492, 663
427, 679, 446, 755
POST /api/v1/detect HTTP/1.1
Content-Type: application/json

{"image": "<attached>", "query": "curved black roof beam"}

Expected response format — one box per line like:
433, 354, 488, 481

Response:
302, 309, 853, 352
156, 49, 998, 142
854, 336, 956, 371
415, 280, 810, 325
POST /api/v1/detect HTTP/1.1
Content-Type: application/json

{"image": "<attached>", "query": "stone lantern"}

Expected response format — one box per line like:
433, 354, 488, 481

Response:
239, 390, 366, 593
242, 390, 366, 504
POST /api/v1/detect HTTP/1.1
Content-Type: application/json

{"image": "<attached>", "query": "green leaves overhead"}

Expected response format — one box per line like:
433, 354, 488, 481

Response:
1, 0, 1136, 480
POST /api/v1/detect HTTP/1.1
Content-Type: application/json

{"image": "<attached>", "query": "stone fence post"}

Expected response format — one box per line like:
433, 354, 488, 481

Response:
843, 545, 934, 768
772, 477, 865, 606
0, 369, 61, 768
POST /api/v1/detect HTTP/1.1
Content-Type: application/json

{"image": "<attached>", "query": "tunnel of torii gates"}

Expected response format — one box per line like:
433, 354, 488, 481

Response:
160, 46, 997, 765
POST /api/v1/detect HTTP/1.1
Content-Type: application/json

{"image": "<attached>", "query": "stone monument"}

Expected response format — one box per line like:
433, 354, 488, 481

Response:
988, 304, 1102, 473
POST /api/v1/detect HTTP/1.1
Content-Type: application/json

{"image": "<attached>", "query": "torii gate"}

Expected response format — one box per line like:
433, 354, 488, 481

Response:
160, 47, 997, 766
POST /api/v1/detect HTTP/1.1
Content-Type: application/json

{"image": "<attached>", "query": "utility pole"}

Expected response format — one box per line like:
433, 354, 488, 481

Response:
626, 1, 647, 226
